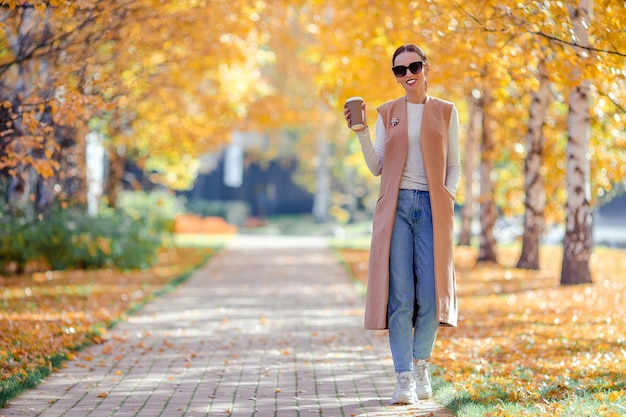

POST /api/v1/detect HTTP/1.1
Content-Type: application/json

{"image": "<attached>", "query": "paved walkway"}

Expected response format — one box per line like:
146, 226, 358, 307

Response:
1, 235, 454, 417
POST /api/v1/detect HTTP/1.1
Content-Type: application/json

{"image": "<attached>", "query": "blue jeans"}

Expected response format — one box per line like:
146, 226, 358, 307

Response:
387, 189, 439, 373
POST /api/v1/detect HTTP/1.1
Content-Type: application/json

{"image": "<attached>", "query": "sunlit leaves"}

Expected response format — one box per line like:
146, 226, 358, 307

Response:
0, 246, 213, 392
1, 0, 623, 203
339, 245, 626, 414
106, 0, 277, 189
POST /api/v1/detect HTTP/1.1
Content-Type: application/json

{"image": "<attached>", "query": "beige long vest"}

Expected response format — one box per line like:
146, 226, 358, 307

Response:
364, 95, 458, 330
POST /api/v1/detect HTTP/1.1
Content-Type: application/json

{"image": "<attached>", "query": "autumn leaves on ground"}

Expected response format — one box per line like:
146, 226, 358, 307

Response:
0, 245, 216, 407
340, 245, 626, 417
2, 242, 625, 416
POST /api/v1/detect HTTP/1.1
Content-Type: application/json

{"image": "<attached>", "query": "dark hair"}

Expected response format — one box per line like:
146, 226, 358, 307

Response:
392, 44, 429, 67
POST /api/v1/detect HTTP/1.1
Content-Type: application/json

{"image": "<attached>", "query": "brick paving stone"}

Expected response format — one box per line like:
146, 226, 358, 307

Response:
1, 235, 455, 417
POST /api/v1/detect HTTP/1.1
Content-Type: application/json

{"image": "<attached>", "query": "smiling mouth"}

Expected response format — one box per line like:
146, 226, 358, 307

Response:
406, 79, 417, 85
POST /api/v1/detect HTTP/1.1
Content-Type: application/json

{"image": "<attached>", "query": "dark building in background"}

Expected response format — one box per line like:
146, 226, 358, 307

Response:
594, 192, 626, 248
184, 156, 314, 218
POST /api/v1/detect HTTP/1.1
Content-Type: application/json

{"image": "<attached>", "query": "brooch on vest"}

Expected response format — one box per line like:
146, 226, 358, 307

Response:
391, 117, 399, 126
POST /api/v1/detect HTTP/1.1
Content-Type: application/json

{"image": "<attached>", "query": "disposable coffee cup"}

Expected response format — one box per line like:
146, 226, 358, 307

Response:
345, 96, 365, 131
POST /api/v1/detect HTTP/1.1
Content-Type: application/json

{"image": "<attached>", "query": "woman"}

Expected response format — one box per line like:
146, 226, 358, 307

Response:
344, 44, 461, 405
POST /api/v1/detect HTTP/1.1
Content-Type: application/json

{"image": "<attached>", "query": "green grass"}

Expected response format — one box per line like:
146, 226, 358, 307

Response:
0, 353, 67, 407
436, 387, 626, 417
430, 365, 626, 417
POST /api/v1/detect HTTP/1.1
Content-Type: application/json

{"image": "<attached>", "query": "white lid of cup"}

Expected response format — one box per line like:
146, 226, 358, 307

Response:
345, 96, 363, 102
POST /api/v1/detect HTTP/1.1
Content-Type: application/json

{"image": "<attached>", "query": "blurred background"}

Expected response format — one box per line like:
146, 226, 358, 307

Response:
1, 1, 624, 276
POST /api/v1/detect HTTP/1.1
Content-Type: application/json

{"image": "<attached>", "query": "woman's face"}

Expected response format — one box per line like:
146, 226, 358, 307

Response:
393, 51, 429, 94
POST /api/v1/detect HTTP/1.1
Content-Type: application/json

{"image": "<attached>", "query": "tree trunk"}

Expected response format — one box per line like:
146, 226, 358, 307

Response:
7, 167, 37, 219
477, 89, 498, 263
458, 93, 481, 246
105, 144, 127, 208
517, 61, 552, 270
561, 0, 593, 285
5, 7, 59, 215
5, 8, 34, 214
312, 131, 331, 222
34, 44, 58, 213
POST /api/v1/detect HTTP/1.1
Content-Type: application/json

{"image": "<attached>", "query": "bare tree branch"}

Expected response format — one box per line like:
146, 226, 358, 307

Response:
595, 87, 626, 115
530, 30, 626, 57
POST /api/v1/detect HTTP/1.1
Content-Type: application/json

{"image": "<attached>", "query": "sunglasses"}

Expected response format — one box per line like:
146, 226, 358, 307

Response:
392, 61, 423, 77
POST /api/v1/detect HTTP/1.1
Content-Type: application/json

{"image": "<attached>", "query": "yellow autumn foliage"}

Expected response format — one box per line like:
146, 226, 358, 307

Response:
0, 0, 623, 211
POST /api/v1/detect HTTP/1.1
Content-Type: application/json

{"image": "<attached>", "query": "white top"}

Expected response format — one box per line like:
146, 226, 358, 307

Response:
356, 103, 461, 196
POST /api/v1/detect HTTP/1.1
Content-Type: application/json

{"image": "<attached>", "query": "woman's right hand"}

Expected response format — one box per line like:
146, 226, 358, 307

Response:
344, 102, 367, 131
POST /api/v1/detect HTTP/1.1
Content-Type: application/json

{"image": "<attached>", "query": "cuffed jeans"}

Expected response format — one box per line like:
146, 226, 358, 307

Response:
387, 189, 439, 373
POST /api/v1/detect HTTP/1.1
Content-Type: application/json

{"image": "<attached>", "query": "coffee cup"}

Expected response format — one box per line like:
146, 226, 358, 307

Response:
345, 96, 365, 131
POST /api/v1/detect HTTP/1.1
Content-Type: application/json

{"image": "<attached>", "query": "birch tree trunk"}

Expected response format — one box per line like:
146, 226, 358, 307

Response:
458, 92, 481, 246
561, 0, 594, 285
517, 60, 552, 270
312, 131, 331, 222
477, 89, 498, 263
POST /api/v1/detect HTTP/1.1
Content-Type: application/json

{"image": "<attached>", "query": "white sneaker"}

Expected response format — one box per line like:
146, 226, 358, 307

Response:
414, 360, 433, 399
390, 371, 417, 405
